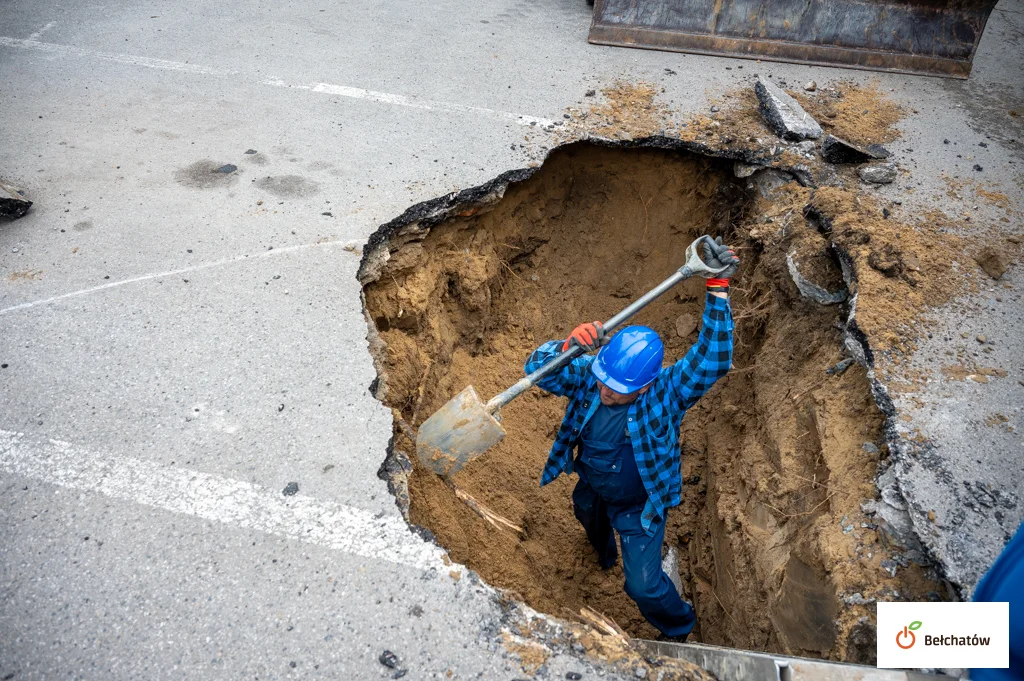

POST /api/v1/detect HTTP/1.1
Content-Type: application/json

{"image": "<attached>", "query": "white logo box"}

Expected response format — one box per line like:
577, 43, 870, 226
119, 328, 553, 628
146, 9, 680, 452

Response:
877, 602, 1010, 669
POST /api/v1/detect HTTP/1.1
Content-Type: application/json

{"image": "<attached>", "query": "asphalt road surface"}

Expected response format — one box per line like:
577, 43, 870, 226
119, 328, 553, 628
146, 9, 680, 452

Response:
2, 0, 1022, 679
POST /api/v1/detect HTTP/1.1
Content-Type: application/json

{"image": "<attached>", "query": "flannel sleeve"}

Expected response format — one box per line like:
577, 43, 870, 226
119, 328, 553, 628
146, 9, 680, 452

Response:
664, 292, 734, 410
524, 340, 590, 397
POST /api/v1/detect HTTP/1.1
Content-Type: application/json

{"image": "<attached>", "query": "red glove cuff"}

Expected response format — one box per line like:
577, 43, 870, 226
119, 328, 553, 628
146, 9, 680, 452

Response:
706, 278, 730, 288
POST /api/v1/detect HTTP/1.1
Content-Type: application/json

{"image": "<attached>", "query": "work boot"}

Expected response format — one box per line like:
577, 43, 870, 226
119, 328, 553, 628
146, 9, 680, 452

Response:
656, 633, 689, 644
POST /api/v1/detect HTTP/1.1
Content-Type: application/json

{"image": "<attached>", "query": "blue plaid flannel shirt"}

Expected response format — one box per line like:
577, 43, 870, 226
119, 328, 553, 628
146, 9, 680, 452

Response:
524, 292, 734, 535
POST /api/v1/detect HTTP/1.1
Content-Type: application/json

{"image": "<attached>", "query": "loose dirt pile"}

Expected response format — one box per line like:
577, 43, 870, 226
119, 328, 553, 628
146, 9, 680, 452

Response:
359, 137, 963, 662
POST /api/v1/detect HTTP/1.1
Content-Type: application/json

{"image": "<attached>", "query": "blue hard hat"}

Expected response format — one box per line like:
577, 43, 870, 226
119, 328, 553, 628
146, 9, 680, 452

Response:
591, 326, 664, 394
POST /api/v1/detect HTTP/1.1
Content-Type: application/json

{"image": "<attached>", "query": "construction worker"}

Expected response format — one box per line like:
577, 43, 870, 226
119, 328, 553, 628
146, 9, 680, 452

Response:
524, 237, 738, 642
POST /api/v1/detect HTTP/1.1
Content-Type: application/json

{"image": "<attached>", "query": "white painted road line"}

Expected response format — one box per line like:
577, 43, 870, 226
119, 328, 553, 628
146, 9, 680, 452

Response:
26, 22, 56, 42
0, 37, 236, 76
0, 240, 348, 315
0, 37, 553, 128
0, 429, 447, 571
304, 81, 553, 127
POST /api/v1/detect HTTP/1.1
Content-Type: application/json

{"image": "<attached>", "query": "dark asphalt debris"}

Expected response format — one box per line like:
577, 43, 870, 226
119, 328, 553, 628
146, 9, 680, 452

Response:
866, 143, 890, 158
821, 134, 886, 164
827, 358, 856, 376
0, 181, 33, 219
566, 673, 583, 680
283, 482, 299, 496
379, 650, 399, 668
213, 164, 237, 173
245, 149, 258, 154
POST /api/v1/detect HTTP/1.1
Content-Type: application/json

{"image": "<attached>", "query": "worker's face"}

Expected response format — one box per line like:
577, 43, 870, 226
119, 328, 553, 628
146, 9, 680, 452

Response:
597, 382, 649, 406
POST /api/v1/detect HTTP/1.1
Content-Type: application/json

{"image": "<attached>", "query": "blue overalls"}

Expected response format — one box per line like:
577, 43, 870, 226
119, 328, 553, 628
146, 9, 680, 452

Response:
571, 400, 696, 638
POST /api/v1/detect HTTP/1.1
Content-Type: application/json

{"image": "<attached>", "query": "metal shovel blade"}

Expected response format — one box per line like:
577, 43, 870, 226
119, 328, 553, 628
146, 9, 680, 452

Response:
415, 385, 506, 477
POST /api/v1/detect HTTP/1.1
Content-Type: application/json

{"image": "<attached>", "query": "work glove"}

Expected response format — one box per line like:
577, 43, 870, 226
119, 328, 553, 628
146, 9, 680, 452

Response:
562, 321, 605, 352
701, 236, 740, 282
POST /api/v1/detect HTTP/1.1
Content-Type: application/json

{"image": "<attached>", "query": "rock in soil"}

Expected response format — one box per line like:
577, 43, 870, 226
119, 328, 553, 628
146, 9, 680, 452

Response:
0, 181, 32, 219
674, 313, 697, 338
975, 245, 1009, 279
733, 162, 760, 178
754, 77, 822, 141
661, 546, 685, 596
867, 245, 904, 277
858, 163, 897, 184
821, 135, 887, 164
826, 358, 855, 376
282, 482, 299, 496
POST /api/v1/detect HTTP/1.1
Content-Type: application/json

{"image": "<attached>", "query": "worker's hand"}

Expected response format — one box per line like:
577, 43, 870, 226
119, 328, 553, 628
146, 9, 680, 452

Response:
701, 236, 740, 280
562, 321, 605, 352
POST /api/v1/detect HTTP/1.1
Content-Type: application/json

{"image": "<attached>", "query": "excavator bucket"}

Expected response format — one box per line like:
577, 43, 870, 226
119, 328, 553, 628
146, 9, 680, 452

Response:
588, 0, 998, 78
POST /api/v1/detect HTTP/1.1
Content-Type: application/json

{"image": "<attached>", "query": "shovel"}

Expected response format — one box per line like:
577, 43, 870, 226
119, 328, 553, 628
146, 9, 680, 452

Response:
415, 235, 730, 476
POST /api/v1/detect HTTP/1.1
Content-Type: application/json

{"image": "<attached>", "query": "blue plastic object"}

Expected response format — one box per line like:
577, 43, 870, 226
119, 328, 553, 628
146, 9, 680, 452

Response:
972, 522, 1024, 681
591, 326, 664, 394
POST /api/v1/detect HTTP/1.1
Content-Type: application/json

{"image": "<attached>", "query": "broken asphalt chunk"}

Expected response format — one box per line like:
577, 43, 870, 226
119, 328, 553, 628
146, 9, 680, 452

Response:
858, 163, 897, 184
0, 181, 32, 219
213, 164, 237, 173
282, 482, 299, 496
787, 252, 846, 304
379, 650, 399, 669
754, 77, 822, 141
866, 144, 890, 158
821, 135, 887, 164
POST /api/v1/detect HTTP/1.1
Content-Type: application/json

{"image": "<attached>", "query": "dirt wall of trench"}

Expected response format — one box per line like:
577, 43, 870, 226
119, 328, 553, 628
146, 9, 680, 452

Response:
361, 143, 940, 662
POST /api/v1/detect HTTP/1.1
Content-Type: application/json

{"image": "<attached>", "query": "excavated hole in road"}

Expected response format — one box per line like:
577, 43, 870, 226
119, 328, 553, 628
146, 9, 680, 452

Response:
361, 143, 938, 663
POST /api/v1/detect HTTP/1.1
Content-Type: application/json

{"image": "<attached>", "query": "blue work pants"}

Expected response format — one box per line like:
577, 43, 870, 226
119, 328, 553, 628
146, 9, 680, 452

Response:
572, 474, 695, 638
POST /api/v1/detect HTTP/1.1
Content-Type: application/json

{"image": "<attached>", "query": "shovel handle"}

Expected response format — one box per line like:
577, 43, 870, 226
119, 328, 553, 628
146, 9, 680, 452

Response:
484, 237, 726, 413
